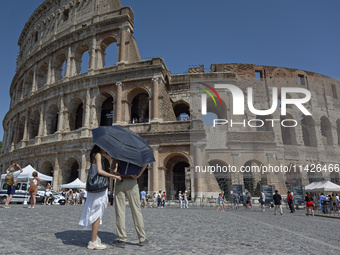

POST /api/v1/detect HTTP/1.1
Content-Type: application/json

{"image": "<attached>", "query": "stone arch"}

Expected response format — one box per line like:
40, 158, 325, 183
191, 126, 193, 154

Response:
280, 113, 297, 145
46, 104, 59, 135
320, 116, 333, 146
100, 96, 114, 126
36, 62, 48, 89
75, 44, 90, 74
203, 96, 228, 126
164, 154, 190, 199
208, 159, 231, 196
100, 36, 118, 68
301, 115, 317, 147
29, 110, 40, 139
173, 100, 190, 121
242, 160, 264, 195
40, 160, 54, 185
25, 71, 34, 96
16, 116, 26, 144
127, 88, 150, 123
54, 53, 66, 81
62, 157, 80, 184
68, 98, 84, 131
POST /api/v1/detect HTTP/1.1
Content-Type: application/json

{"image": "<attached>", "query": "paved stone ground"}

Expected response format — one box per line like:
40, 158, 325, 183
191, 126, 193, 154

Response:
0, 203, 339, 255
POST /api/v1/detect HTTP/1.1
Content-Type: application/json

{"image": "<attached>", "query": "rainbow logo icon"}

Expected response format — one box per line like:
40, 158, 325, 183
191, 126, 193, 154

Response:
198, 83, 222, 115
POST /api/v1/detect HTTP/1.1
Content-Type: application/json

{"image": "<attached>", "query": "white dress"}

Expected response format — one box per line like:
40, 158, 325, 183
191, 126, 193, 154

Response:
79, 164, 108, 229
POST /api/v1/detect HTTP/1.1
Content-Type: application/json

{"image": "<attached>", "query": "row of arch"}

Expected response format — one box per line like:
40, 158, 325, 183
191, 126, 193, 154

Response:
12, 37, 118, 105
6, 90, 190, 147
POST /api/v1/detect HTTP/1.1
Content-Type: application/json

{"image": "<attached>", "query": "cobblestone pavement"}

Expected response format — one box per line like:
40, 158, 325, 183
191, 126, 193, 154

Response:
0, 203, 339, 255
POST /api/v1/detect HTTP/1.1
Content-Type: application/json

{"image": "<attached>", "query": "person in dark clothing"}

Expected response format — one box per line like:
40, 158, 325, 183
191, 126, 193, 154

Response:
287, 191, 295, 213
273, 190, 283, 215
305, 192, 314, 217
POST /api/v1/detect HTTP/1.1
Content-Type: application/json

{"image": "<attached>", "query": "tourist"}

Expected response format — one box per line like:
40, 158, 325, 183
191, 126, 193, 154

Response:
28, 171, 43, 209
140, 189, 146, 208
221, 191, 226, 211
260, 191, 265, 212
304, 192, 314, 217
82, 189, 87, 204
151, 192, 157, 208
319, 193, 327, 213
161, 191, 166, 208
335, 193, 339, 211
79, 145, 121, 250
157, 190, 162, 208
67, 189, 73, 205
178, 191, 183, 208
248, 195, 253, 212
287, 191, 295, 213
184, 190, 189, 208
217, 193, 224, 211
273, 190, 283, 215
44, 183, 52, 205
113, 160, 149, 248
245, 191, 251, 209
3, 163, 23, 208
233, 193, 240, 210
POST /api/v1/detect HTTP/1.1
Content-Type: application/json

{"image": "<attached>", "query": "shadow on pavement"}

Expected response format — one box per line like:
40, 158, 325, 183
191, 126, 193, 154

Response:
55, 230, 117, 247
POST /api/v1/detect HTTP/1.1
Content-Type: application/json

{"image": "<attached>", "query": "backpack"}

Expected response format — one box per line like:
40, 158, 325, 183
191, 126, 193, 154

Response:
5, 172, 14, 186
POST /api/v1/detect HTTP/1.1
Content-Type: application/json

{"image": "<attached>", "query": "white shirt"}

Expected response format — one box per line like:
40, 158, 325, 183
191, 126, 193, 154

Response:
261, 192, 266, 201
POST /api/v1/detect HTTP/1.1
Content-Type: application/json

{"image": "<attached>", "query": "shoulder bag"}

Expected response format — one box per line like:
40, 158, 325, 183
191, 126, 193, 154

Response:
86, 162, 109, 193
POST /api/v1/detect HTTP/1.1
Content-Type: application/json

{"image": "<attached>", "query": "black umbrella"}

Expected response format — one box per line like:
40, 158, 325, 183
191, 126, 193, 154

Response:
92, 126, 155, 167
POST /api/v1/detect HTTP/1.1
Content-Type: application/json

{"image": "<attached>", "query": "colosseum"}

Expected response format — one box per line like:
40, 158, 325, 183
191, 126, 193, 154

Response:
1, 0, 340, 201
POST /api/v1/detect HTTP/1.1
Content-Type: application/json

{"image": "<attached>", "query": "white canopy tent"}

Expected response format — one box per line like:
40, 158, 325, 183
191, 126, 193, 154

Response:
305, 181, 340, 192
60, 178, 86, 189
1, 164, 53, 181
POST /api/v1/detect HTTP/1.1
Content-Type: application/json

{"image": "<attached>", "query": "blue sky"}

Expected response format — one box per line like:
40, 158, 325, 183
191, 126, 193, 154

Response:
0, 0, 339, 140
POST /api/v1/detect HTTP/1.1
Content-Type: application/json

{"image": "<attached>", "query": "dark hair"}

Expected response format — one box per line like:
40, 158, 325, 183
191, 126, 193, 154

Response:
306, 192, 311, 199
32, 171, 38, 177
90, 145, 101, 163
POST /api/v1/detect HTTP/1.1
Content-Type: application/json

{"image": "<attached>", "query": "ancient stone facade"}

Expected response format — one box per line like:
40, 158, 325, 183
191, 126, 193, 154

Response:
1, 0, 340, 200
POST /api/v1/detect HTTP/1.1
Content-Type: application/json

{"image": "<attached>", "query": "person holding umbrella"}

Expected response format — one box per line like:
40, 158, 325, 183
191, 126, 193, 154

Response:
79, 145, 122, 250
92, 126, 155, 248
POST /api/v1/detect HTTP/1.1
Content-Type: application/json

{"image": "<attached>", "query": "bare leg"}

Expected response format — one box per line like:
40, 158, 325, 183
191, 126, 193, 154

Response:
5, 194, 13, 206
91, 218, 100, 242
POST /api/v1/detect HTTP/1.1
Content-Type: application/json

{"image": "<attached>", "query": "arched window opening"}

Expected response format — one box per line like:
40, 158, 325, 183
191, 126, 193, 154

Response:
209, 160, 231, 196
280, 115, 296, 145
101, 37, 118, 68
320, 116, 333, 146
75, 103, 83, 130
40, 161, 54, 186
173, 102, 190, 121
100, 97, 113, 126
131, 93, 149, 123
29, 110, 40, 139
37, 63, 48, 89
55, 54, 66, 81
138, 167, 148, 192
16, 117, 26, 144
75, 45, 90, 75
46, 105, 59, 135
63, 159, 79, 184
243, 160, 262, 195
202, 112, 218, 126
301, 115, 317, 147
25, 71, 34, 96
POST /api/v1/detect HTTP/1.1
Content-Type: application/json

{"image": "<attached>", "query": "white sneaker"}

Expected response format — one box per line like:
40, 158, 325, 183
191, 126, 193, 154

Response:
87, 240, 106, 250
97, 237, 101, 244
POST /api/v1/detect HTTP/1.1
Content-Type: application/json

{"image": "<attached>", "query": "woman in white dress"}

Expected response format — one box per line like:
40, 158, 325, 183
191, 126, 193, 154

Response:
79, 145, 121, 250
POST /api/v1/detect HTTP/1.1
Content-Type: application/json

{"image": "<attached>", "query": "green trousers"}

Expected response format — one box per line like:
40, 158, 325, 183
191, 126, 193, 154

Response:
115, 179, 146, 242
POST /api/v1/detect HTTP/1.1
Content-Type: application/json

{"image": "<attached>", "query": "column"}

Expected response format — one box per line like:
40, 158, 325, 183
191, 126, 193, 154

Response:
32, 64, 37, 92
151, 76, 161, 122
53, 156, 60, 191
150, 145, 159, 193
22, 111, 29, 147
115, 82, 123, 124
84, 89, 91, 128
118, 24, 130, 64
38, 102, 45, 137
193, 143, 205, 201
47, 56, 52, 85
65, 46, 72, 77
57, 95, 65, 137
89, 36, 97, 71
